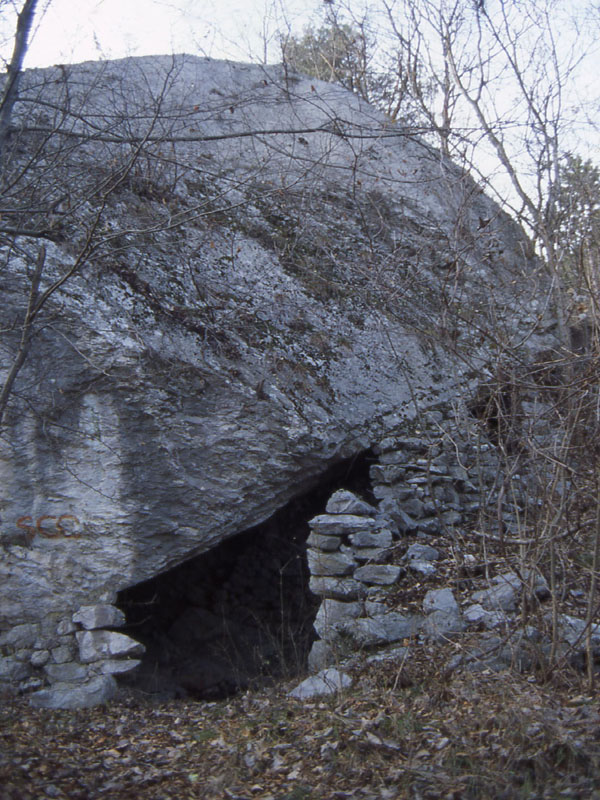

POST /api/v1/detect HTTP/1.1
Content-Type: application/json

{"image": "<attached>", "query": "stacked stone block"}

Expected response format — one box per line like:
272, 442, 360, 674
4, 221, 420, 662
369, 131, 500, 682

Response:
369, 416, 521, 541
306, 489, 421, 670
305, 416, 510, 669
0, 602, 144, 708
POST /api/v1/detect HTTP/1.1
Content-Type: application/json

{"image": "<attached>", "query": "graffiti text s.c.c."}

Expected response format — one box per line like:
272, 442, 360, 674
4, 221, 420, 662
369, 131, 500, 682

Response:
16, 514, 81, 544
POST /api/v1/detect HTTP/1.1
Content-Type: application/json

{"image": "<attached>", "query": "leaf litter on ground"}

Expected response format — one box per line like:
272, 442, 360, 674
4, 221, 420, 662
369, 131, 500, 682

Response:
2, 644, 600, 799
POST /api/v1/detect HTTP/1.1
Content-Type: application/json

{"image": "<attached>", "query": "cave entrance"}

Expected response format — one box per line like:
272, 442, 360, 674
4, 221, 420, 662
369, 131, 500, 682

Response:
116, 449, 375, 700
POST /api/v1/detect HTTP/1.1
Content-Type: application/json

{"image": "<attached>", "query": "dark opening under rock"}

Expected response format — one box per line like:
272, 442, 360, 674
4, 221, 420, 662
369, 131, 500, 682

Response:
116, 451, 375, 700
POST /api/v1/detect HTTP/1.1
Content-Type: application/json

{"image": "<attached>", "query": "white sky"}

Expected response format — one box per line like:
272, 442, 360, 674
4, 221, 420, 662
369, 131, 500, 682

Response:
19, 0, 324, 68
1, 0, 597, 208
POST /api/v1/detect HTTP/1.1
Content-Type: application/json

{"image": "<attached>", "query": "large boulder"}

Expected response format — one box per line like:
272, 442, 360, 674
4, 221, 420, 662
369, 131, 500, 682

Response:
0, 55, 547, 690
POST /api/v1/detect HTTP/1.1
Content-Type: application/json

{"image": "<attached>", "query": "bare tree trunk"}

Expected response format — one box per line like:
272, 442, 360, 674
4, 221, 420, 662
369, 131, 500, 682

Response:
0, 244, 45, 429
0, 0, 39, 169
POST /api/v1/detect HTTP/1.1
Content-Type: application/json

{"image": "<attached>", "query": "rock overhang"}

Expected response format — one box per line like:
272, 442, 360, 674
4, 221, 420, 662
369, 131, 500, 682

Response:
0, 54, 552, 701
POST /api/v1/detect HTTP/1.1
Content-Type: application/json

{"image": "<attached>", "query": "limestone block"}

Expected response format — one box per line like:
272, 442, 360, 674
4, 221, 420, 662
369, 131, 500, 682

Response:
446, 631, 536, 675
417, 517, 441, 534
402, 498, 425, 518
30, 675, 116, 709
57, 619, 77, 635
407, 474, 429, 485
76, 630, 145, 663
343, 613, 421, 646
349, 529, 392, 548
309, 514, 376, 536
306, 532, 341, 552
449, 465, 470, 482
353, 547, 388, 563
307, 640, 336, 672
406, 543, 439, 562
378, 442, 422, 461
373, 485, 402, 501
366, 645, 410, 664
441, 510, 462, 526
96, 658, 142, 675
423, 588, 459, 615
557, 614, 600, 647
30, 650, 50, 668
14, 649, 31, 662
51, 644, 75, 664
464, 604, 507, 629
422, 609, 465, 642
354, 565, 401, 585
309, 576, 365, 601
364, 600, 388, 617
325, 490, 377, 516
45, 662, 89, 683
313, 599, 362, 640
306, 549, 354, 577
408, 560, 436, 577
378, 499, 417, 533
471, 576, 521, 612
0, 656, 30, 682
73, 604, 126, 630
431, 484, 460, 507
289, 668, 352, 699
494, 571, 549, 599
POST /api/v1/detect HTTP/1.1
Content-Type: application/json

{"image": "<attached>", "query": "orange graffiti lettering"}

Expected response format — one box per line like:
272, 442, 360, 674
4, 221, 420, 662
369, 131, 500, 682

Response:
14, 514, 82, 542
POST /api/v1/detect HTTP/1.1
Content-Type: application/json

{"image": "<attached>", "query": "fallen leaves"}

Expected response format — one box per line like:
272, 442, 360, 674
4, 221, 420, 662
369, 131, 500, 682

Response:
2, 658, 600, 799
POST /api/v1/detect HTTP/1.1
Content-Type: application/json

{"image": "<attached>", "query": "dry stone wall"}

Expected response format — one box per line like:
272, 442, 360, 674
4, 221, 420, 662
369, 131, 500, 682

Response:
300, 412, 600, 687
305, 410, 517, 670
0, 603, 144, 709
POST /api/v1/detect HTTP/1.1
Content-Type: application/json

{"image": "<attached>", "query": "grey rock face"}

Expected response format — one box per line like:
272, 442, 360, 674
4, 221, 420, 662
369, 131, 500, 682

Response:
307, 640, 336, 672
0, 657, 30, 682
422, 589, 464, 641
557, 614, 600, 647
423, 610, 465, 641
45, 663, 89, 684
0, 55, 547, 699
0, 624, 39, 649
97, 658, 142, 675
30, 650, 50, 668
353, 546, 391, 563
